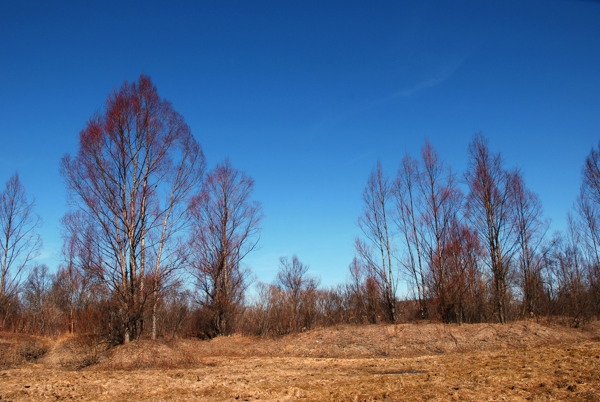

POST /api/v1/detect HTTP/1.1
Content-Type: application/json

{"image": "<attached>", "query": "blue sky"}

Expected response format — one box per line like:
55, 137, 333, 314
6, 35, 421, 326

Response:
1, 1, 599, 293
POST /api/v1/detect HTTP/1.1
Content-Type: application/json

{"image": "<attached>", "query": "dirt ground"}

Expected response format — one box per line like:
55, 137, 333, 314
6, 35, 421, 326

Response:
1, 321, 599, 400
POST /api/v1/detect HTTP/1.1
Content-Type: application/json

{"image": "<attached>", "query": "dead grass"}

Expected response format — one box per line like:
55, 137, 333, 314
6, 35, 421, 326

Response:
43, 334, 110, 369
0, 332, 49, 368
1, 321, 599, 400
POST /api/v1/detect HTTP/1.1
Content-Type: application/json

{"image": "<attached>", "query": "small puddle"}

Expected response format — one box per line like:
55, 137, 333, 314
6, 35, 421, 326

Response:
377, 370, 427, 375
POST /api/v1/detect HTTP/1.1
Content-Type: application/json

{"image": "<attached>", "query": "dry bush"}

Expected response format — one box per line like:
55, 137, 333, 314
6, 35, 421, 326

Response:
17, 339, 48, 362
44, 334, 109, 369
0, 332, 49, 368
152, 288, 193, 338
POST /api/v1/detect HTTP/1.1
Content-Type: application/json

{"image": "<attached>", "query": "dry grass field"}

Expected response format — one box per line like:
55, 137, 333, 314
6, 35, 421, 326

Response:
1, 321, 599, 400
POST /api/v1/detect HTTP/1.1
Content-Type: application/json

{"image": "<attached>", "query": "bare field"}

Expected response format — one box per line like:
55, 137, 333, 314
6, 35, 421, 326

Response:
1, 321, 599, 400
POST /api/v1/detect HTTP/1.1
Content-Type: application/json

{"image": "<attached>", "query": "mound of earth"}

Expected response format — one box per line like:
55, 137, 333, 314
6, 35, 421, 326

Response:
91, 320, 596, 369
2, 320, 596, 370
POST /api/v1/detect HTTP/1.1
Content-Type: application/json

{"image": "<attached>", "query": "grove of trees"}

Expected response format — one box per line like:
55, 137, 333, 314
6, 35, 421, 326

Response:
354, 135, 600, 326
0, 75, 598, 343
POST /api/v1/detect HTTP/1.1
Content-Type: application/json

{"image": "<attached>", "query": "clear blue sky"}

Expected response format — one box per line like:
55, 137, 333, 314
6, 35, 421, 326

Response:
1, 1, 599, 293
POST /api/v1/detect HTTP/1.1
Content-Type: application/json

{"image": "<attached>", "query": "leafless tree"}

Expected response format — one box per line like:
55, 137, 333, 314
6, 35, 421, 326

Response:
582, 140, 600, 206
346, 255, 384, 323
246, 282, 287, 336
545, 219, 594, 326
419, 142, 462, 320
346, 256, 368, 323
465, 134, 517, 324
276, 255, 319, 332
356, 161, 396, 321
510, 171, 548, 317
575, 141, 600, 316
393, 142, 462, 321
578, 141, 600, 267
55, 212, 101, 334
58, 221, 84, 334
576, 194, 600, 266
61, 75, 204, 343
0, 173, 41, 327
152, 284, 193, 338
189, 159, 262, 336
394, 154, 427, 317
435, 220, 487, 323
22, 264, 57, 334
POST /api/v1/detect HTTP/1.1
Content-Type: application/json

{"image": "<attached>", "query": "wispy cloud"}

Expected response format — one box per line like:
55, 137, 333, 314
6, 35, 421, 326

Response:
307, 53, 470, 136
345, 149, 376, 167
391, 55, 468, 99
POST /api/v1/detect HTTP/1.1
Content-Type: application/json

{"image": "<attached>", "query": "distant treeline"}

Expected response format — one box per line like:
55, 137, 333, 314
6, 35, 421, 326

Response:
0, 75, 598, 342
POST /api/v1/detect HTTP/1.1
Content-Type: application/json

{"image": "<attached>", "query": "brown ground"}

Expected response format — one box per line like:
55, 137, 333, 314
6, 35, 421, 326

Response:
1, 321, 599, 400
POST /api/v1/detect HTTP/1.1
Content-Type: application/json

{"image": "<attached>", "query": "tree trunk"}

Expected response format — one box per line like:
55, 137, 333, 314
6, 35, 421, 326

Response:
152, 296, 158, 340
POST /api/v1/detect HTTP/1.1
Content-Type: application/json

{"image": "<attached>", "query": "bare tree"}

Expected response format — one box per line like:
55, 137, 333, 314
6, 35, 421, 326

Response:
436, 220, 486, 323
420, 143, 461, 272
57, 211, 102, 334
578, 141, 600, 266
575, 141, 600, 317
189, 159, 262, 336
0, 173, 41, 327
146, 129, 203, 340
393, 142, 462, 321
545, 220, 594, 326
59, 216, 83, 334
61, 75, 204, 343
346, 257, 368, 323
22, 264, 55, 334
276, 255, 319, 332
465, 134, 517, 324
510, 171, 548, 317
394, 154, 427, 317
356, 161, 396, 321
576, 194, 600, 266
582, 140, 600, 206
277, 255, 309, 326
